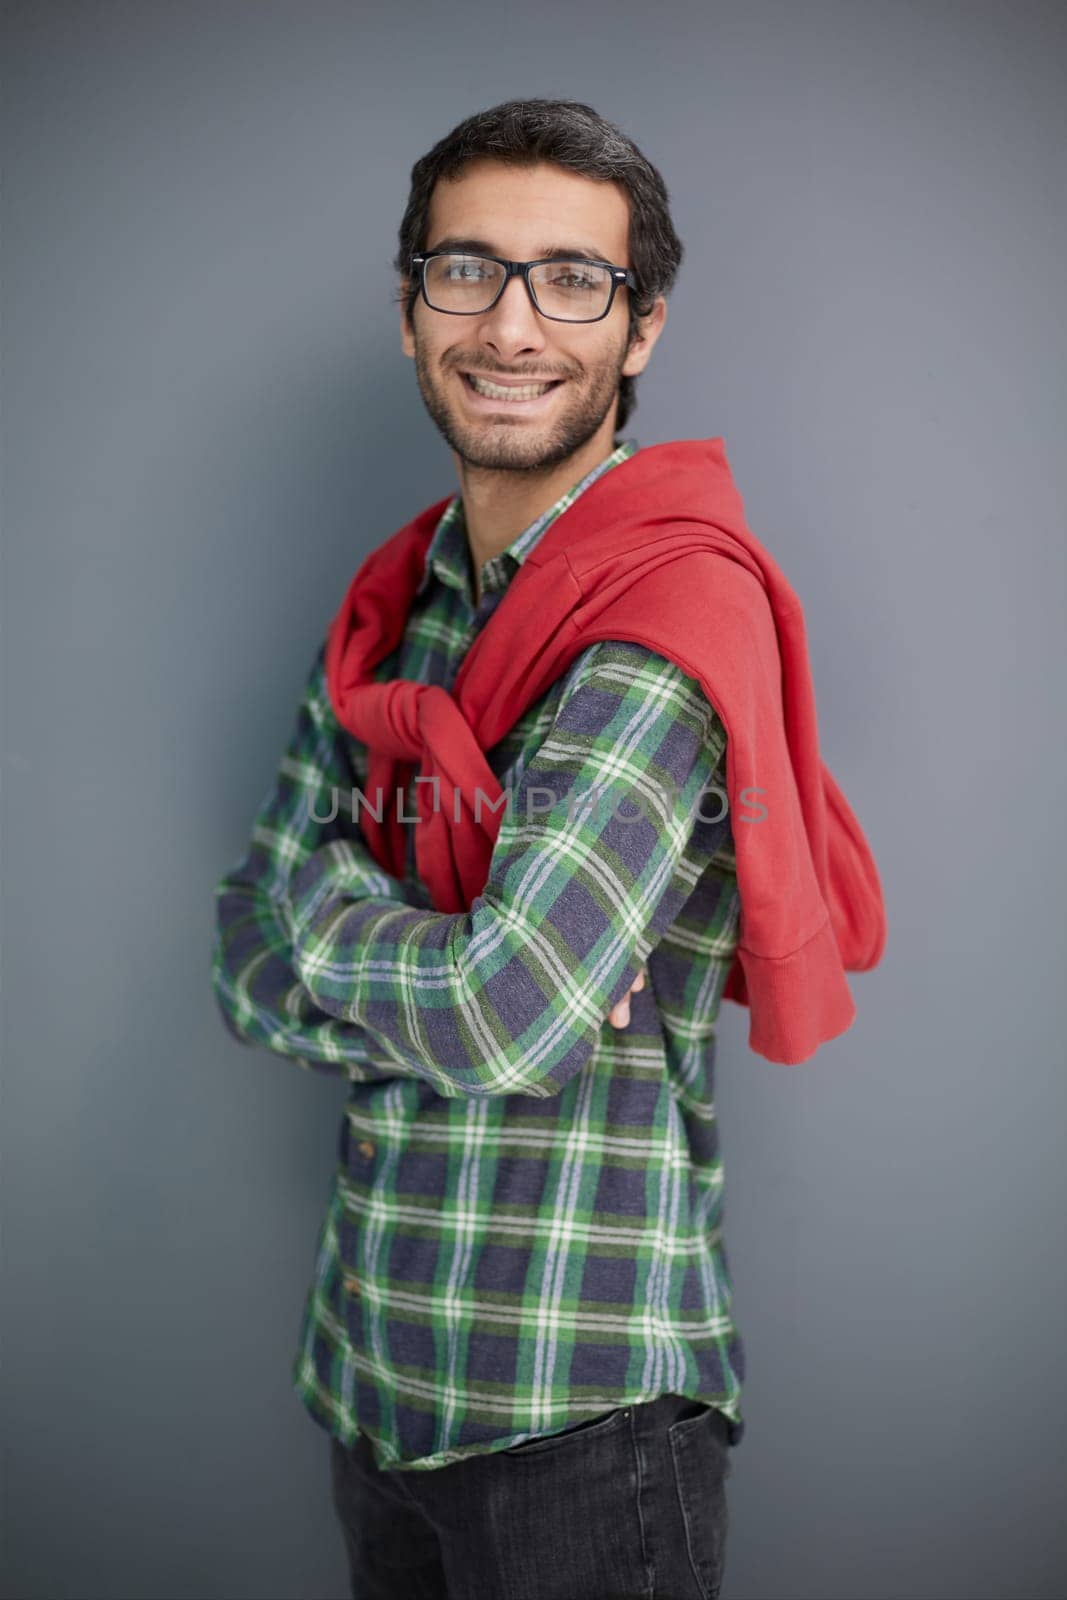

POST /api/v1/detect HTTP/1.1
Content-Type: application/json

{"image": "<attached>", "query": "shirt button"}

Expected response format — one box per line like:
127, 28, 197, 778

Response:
343, 1274, 361, 1296
357, 1140, 375, 1159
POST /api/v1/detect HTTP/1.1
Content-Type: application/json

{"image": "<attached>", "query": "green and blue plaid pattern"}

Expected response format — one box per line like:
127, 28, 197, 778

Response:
211, 438, 747, 1471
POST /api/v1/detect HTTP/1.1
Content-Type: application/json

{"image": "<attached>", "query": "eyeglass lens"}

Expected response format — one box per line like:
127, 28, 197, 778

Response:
423, 254, 614, 321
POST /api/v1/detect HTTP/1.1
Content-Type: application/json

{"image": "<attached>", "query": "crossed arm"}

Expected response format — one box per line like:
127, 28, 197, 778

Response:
211, 638, 729, 1094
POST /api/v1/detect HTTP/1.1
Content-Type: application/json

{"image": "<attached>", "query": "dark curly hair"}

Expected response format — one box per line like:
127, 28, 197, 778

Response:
391, 99, 684, 433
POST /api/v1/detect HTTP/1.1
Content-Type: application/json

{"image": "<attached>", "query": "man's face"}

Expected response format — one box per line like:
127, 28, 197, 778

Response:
399, 159, 666, 473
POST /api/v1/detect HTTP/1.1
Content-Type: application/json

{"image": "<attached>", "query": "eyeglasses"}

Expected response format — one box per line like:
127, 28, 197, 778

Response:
410, 251, 638, 324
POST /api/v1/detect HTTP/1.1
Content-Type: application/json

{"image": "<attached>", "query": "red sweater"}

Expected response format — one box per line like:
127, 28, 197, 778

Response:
325, 437, 886, 1065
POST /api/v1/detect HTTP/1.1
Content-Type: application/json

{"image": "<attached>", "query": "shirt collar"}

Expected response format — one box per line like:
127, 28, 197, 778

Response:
414, 437, 639, 600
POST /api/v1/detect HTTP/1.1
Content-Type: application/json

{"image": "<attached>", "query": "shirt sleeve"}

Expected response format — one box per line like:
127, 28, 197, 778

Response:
285, 640, 732, 1098
210, 639, 422, 1084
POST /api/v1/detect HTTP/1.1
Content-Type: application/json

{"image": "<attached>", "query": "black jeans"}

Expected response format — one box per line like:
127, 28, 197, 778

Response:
329, 1392, 733, 1599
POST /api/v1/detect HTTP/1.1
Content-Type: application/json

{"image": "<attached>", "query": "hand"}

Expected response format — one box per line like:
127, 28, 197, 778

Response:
607, 967, 646, 1029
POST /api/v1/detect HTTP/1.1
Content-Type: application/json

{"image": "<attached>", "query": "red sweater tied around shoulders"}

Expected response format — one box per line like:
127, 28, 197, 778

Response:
324, 438, 886, 1066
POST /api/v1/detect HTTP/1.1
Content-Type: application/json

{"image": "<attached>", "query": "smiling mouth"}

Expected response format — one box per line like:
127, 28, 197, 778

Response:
460, 371, 565, 403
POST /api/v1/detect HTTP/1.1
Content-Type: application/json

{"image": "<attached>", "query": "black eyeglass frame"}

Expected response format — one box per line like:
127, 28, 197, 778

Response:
410, 251, 639, 324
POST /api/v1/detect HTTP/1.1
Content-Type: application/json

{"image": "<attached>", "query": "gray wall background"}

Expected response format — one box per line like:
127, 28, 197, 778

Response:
3, 3, 1064, 1597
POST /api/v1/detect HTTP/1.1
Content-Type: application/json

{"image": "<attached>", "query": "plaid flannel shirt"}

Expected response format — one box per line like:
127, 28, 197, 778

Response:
211, 438, 747, 1471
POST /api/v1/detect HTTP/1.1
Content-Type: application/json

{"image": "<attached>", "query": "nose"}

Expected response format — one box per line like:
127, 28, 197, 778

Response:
476, 272, 548, 363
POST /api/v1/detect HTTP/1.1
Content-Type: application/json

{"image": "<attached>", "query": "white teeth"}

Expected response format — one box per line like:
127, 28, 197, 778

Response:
467, 374, 556, 401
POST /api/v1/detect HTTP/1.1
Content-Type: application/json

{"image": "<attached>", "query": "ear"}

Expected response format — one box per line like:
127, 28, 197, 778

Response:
620, 296, 667, 379
399, 279, 416, 359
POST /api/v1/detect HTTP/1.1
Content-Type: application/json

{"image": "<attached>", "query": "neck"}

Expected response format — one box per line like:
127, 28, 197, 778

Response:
453, 424, 620, 605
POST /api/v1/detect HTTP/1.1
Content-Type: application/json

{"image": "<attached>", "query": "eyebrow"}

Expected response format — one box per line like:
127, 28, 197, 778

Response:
424, 235, 613, 264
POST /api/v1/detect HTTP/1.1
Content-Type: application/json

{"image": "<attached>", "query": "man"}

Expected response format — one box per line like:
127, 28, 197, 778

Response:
213, 98, 765, 1599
